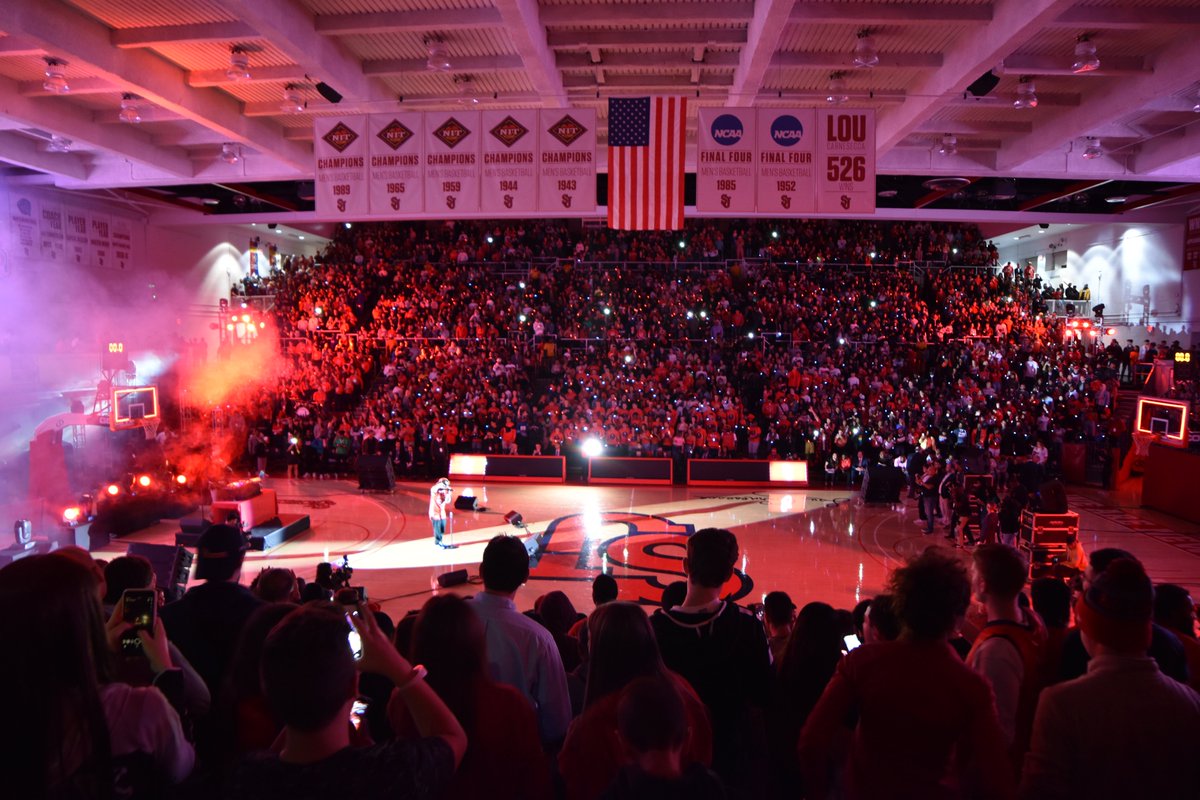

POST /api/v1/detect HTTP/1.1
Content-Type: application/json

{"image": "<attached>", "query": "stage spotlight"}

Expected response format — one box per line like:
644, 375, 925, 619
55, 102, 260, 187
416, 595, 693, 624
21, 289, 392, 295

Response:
62, 506, 83, 526
582, 438, 603, 458
1106, 327, 1116, 336
136, 475, 152, 489
175, 474, 189, 486
105, 483, 121, 497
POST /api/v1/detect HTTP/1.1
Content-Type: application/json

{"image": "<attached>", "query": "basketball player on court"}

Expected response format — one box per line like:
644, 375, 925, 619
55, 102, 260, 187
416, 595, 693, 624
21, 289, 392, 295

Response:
430, 478, 452, 548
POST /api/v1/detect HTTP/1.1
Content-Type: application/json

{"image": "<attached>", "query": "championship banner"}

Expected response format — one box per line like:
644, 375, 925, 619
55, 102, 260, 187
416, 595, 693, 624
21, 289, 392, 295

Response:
755, 109, 816, 215
424, 111, 481, 214
88, 213, 112, 269
65, 208, 88, 265
1184, 214, 1200, 271
314, 116, 369, 217
481, 109, 538, 214
815, 108, 876, 215
8, 191, 37, 261
538, 109, 596, 215
111, 217, 133, 271
368, 113, 424, 216
696, 109, 755, 213
37, 200, 64, 262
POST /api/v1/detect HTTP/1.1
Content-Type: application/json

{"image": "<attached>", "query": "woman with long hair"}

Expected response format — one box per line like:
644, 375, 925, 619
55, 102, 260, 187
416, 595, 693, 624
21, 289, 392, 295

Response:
387, 594, 551, 800
0, 553, 194, 799
558, 601, 713, 800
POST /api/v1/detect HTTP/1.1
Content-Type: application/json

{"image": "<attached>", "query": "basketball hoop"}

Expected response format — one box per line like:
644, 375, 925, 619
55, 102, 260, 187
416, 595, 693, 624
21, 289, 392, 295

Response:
1131, 431, 1156, 458
141, 419, 159, 441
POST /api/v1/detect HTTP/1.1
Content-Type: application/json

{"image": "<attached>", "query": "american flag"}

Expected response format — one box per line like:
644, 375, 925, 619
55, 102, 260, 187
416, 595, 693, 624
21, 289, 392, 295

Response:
607, 96, 687, 230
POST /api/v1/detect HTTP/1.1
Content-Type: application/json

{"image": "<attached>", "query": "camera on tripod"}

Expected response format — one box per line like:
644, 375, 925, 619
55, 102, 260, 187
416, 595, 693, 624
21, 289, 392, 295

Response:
316, 555, 354, 592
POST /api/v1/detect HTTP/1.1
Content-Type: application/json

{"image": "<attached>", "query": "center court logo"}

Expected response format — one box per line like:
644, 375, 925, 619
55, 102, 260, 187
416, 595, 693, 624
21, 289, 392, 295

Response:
710, 113, 744, 146
770, 115, 804, 147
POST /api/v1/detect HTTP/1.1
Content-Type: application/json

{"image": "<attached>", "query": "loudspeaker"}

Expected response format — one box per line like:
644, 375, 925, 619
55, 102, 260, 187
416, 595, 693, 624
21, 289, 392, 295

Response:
966, 70, 1000, 97
179, 515, 212, 534
504, 510, 524, 527
356, 455, 395, 491
863, 465, 903, 503
454, 495, 479, 511
436, 568, 469, 588
127, 543, 194, 603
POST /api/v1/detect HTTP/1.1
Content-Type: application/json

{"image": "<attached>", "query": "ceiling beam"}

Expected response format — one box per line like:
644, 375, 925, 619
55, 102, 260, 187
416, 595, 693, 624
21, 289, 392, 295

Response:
916, 119, 1033, 134
210, 0, 391, 103
0, 77, 193, 175
188, 65, 307, 87
19, 77, 115, 96
0, 35, 44, 56
727, 0, 797, 108
540, 2, 755, 26
493, 0, 567, 107
998, 33, 1200, 172
0, 130, 90, 180
565, 73, 734, 89
111, 21, 259, 49
548, 29, 747, 49
1051, 5, 1200, 29
1018, 180, 1111, 210
314, 8, 502, 36
1134, 124, 1200, 175
363, 54, 524, 76
943, 91, 1080, 108
997, 54, 1148, 77
558, 51, 740, 69
754, 89, 906, 104
875, 0, 1077, 155
0, 0, 310, 172
773, 50, 942, 70
789, 1, 993, 25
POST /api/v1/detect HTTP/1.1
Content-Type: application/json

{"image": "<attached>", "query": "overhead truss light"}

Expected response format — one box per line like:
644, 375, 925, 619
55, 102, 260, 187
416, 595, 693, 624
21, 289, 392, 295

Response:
1013, 76, 1037, 109
226, 46, 251, 81
119, 93, 142, 124
281, 84, 304, 114
1071, 35, 1100, 74
46, 135, 72, 153
826, 72, 848, 105
455, 74, 479, 104
426, 38, 451, 72
937, 133, 958, 157
220, 142, 241, 164
1082, 137, 1103, 159
853, 30, 879, 69
42, 57, 69, 94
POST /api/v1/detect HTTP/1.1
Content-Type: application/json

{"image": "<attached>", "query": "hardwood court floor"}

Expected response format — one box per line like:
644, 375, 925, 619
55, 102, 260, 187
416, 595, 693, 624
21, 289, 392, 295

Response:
95, 476, 1200, 622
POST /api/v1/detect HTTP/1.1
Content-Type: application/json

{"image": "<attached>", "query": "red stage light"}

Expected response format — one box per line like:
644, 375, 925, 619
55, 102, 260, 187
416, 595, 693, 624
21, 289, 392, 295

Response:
1082, 321, 1091, 329
176, 474, 188, 485
105, 483, 120, 497
137, 475, 152, 488
1106, 328, 1116, 336
62, 506, 83, 523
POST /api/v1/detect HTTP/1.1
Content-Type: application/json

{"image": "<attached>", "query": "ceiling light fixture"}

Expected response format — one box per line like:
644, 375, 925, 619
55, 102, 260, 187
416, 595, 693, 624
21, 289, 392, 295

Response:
1082, 137, 1103, 160
826, 72, 848, 105
42, 57, 69, 94
455, 75, 479, 105
45, 135, 72, 153
1193, 90, 1200, 113
1013, 76, 1037, 109
226, 46, 251, 81
1071, 35, 1100, 74
426, 38, 451, 72
281, 84, 304, 114
853, 30, 879, 69
220, 142, 241, 164
118, 93, 142, 124
937, 133, 958, 156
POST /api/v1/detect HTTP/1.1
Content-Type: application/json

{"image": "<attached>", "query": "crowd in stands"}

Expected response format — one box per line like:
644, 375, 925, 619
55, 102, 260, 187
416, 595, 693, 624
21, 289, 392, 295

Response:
6, 521, 1198, 798
198, 218, 1200, 490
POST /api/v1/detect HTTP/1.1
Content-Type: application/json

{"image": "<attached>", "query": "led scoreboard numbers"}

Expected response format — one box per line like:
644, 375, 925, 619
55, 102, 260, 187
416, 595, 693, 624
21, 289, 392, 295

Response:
102, 341, 127, 371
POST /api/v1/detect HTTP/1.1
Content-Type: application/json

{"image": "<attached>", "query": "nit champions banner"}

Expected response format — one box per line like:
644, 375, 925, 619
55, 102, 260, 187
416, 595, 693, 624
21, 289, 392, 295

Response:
314, 116, 369, 218
368, 113, 424, 216
481, 109, 538, 214
424, 111, 481, 214
538, 109, 596, 215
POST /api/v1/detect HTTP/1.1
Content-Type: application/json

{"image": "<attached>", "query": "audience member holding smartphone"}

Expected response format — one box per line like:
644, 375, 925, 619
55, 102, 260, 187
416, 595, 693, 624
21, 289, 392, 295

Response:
0, 552, 194, 798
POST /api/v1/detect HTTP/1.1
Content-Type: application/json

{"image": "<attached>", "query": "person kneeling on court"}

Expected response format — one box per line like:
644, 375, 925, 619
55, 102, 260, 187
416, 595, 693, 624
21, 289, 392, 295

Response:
228, 602, 466, 800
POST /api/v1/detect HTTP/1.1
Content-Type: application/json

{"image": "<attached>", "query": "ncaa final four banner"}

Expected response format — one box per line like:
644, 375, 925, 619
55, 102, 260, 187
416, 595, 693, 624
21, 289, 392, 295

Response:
696, 109, 755, 214
368, 113, 424, 216
538, 109, 596, 215
755, 109, 816, 215
481, 109, 538, 214
424, 111, 481, 214
314, 116, 369, 217
815, 109, 876, 214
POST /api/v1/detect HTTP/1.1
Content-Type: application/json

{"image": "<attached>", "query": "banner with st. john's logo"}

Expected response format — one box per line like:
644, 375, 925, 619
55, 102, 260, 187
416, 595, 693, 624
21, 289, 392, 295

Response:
481, 109, 538, 214
537, 109, 596, 215
424, 111, 481, 214
368, 113, 424, 216
314, 116, 369, 217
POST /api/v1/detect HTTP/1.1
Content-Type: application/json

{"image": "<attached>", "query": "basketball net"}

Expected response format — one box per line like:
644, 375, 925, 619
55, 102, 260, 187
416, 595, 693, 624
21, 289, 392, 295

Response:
1131, 431, 1155, 457
142, 419, 160, 441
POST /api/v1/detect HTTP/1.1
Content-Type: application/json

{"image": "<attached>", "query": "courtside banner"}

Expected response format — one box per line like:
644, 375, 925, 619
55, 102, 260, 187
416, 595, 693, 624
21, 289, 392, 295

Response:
314, 116, 369, 217
815, 108, 876, 214
538, 109, 596, 215
368, 113, 424, 216
481, 109, 538, 214
424, 111, 481, 214
755, 108, 816, 215
696, 108, 755, 213
88, 212, 112, 269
